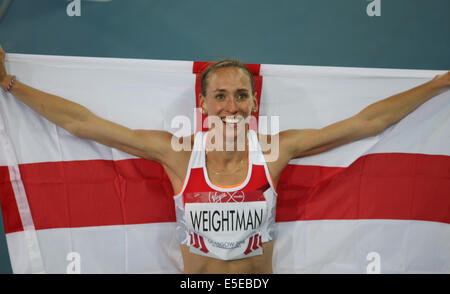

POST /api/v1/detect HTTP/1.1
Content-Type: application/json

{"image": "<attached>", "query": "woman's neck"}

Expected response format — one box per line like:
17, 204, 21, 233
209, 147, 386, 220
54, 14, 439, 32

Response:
205, 129, 249, 168
206, 148, 247, 168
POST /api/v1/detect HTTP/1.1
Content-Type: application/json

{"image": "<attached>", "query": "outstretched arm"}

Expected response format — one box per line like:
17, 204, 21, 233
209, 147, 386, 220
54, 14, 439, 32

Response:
279, 71, 450, 160
0, 45, 174, 164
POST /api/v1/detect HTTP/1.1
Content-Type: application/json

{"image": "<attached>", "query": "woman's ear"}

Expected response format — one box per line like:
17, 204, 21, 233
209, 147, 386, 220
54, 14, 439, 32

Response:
252, 92, 258, 113
199, 93, 207, 114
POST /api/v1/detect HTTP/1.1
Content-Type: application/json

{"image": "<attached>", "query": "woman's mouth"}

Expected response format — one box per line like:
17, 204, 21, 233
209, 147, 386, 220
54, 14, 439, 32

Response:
221, 116, 243, 125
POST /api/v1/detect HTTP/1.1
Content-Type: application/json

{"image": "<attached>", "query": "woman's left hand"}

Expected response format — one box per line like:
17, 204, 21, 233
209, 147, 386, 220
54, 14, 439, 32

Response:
0, 44, 8, 88
431, 71, 450, 89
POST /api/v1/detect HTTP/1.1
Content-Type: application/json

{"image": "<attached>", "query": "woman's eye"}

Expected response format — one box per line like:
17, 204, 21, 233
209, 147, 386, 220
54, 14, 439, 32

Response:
215, 95, 225, 100
237, 94, 248, 100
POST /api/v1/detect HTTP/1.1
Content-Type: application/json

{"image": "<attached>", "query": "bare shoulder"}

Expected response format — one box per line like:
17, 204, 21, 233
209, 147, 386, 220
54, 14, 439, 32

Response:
156, 133, 195, 195
160, 133, 195, 175
256, 132, 291, 187
256, 131, 296, 162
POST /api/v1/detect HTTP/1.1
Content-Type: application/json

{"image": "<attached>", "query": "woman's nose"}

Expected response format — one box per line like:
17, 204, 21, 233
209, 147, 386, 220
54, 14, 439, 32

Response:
225, 97, 238, 113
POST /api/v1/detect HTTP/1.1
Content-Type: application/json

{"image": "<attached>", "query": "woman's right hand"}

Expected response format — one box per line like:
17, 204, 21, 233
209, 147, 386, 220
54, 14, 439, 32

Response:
0, 44, 9, 88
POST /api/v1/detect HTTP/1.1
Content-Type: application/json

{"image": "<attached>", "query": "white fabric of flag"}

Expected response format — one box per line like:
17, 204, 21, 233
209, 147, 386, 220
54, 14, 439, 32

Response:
0, 53, 448, 273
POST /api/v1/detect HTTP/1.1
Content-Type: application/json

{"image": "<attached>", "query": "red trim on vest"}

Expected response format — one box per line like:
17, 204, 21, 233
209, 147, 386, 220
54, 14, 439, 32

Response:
183, 165, 269, 195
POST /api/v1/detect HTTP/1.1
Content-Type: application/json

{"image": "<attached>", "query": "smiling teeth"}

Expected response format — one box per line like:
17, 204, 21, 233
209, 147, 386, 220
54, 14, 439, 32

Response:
222, 117, 241, 124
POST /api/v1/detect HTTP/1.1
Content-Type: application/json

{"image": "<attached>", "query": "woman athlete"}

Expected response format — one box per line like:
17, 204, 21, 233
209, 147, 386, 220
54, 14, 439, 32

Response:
1, 45, 449, 273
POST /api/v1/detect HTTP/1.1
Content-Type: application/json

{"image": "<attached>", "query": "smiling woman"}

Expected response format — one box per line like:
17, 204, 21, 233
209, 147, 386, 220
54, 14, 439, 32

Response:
173, 62, 277, 272
200, 63, 258, 145
0, 44, 449, 273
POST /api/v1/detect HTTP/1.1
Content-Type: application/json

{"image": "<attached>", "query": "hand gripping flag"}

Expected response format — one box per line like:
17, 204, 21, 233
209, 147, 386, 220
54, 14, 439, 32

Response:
0, 54, 449, 273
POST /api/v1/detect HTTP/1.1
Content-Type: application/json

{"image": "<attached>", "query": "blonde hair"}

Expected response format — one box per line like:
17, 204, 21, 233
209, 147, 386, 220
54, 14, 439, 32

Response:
200, 59, 255, 96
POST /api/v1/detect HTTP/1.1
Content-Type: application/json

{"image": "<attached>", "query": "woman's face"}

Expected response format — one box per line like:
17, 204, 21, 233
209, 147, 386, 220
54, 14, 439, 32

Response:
200, 67, 258, 144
